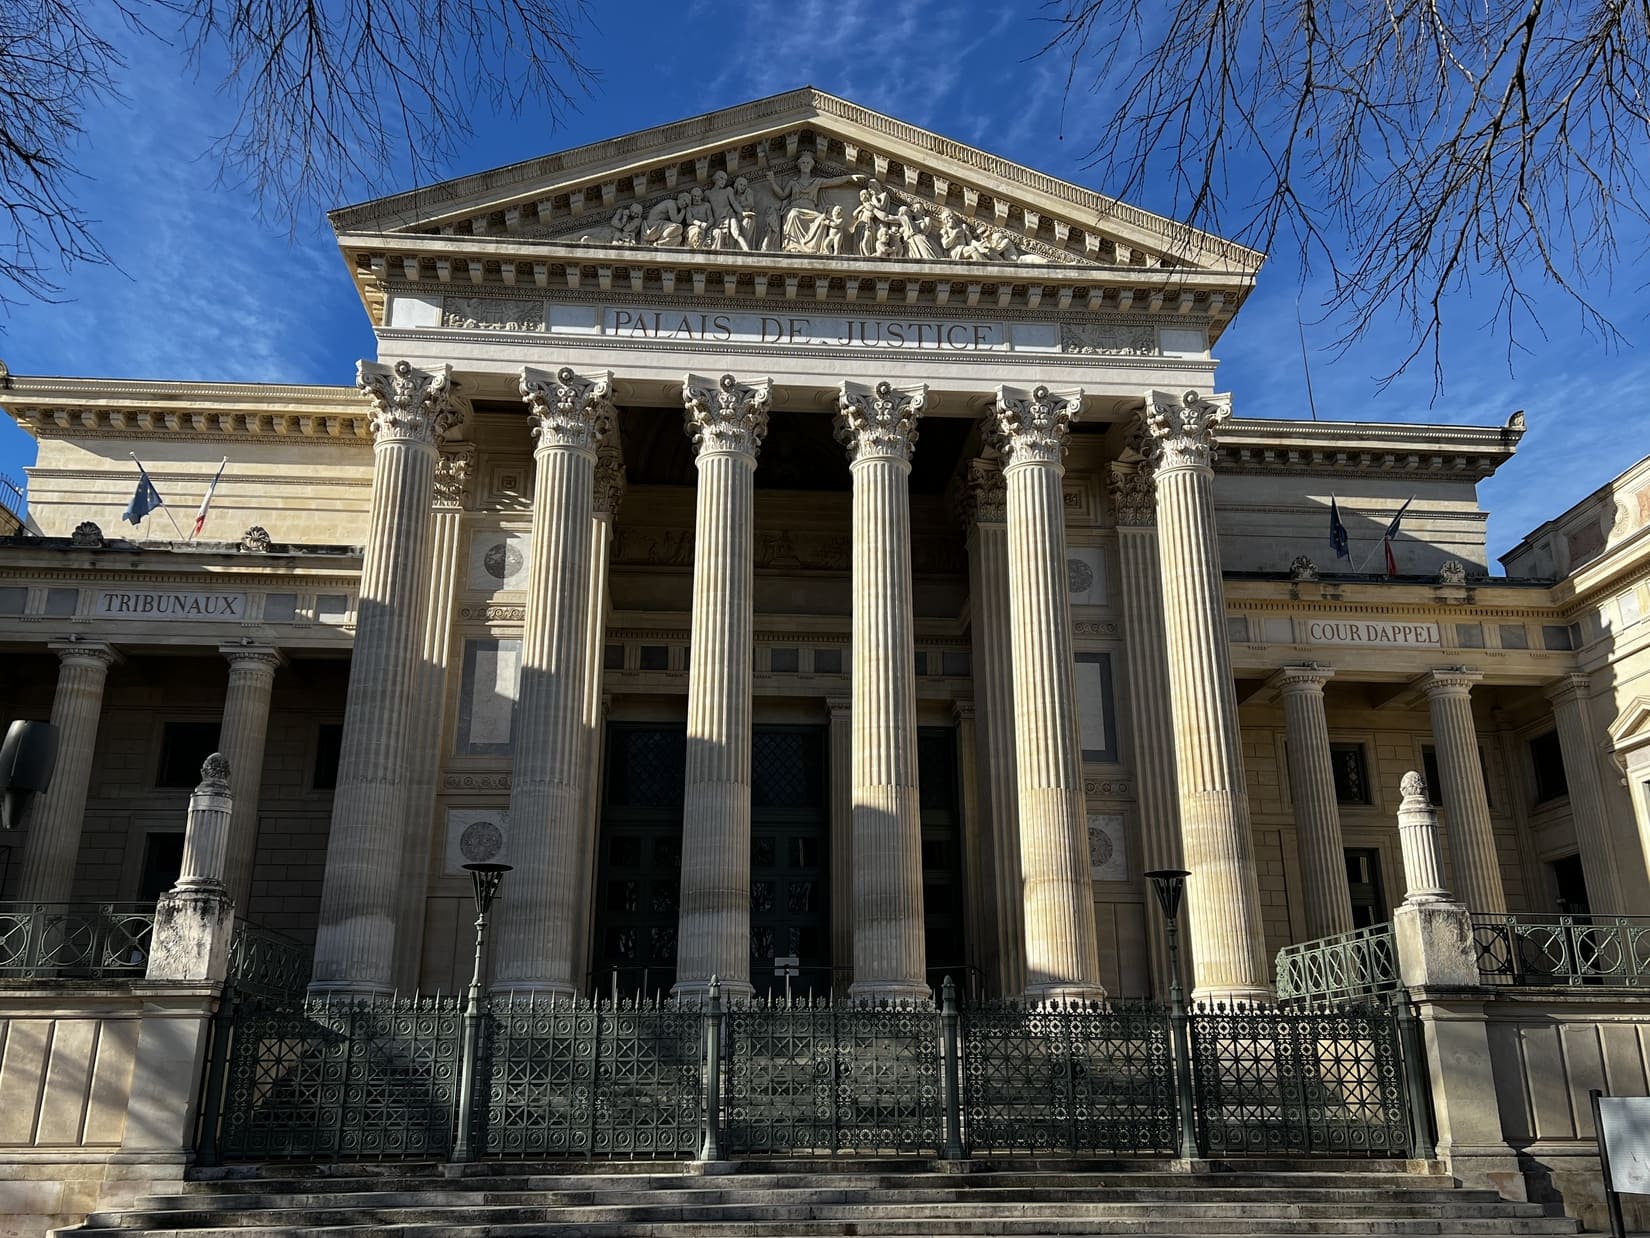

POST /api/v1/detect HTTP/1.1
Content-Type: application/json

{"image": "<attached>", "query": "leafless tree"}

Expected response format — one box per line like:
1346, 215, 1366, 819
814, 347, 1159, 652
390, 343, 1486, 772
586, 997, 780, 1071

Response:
0, 0, 592, 305
1046, 0, 1650, 385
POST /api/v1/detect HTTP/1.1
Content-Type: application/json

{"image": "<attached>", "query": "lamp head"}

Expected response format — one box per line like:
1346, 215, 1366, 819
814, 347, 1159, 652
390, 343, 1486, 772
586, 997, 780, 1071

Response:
1144, 868, 1190, 921
463, 861, 512, 914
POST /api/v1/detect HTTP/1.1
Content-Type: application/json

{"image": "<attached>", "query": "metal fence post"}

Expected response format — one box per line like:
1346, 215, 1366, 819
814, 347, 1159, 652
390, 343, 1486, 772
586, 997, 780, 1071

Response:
1393, 997, 1436, 1158
940, 976, 965, 1160
700, 976, 723, 1161
193, 984, 237, 1167
1172, 998, 1201, 1158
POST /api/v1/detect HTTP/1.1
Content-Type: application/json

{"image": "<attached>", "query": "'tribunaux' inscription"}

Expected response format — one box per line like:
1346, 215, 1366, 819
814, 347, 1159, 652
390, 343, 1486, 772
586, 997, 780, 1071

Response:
96, 590, 248, 619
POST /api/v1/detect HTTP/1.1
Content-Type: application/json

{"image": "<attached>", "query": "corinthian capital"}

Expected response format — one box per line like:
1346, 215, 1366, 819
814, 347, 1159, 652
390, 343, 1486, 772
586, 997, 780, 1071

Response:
1143, 389, 1232, 470
992, 384, 1083, 465
837, 380, 925, 464
956, 454, 1007, 525
433, 444, 477, 510
683, 372, 772, 459
1107, 463, 1156, 527
520, 366, 616, 453
357, 360, 463, 445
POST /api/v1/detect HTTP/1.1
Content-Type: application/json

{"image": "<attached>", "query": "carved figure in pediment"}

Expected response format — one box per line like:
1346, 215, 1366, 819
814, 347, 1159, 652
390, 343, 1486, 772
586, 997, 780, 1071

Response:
767, 150, 862, 253
643, 192, 690, 246
684, 186, 715, 248
853, 191, 880, 256
706, 171, 755, 251
815, 205, 853, 255
609, 203, 642, 245
938, 208, 987, 260
875, 220, 902, 258
760, 203, 783, 251
899, 205, 940, 260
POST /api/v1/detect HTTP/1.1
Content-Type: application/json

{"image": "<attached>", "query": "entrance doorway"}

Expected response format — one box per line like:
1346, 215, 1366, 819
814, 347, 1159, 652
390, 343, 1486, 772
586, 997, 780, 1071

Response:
1343, 848, 1387, 928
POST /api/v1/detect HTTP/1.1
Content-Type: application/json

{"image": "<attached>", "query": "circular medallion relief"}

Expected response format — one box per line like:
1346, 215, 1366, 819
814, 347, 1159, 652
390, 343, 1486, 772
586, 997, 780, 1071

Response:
1067, 557, 1094, 594
1088, 827, 1114, 867
484, 541, 524, 581
459, 819, 504, 863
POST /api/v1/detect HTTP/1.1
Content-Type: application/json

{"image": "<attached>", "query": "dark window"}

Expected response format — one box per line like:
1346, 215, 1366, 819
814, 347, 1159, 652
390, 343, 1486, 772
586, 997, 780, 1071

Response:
1329, 743, 1370, 805
913, 651, 929, 676
1530, 729, 1568, 802
769, 647, 799, 673
603, 644, 624, 670
1550, 853, 1589, 915
813, 648, 842, 674
638, 645, 669, 671
1344, 848, 1386, 929
156, 721, 221, 788
941, 651, 971, 677
138, 833, 185, 901
313, 723, 344, 790
1542, 625, 1574, 651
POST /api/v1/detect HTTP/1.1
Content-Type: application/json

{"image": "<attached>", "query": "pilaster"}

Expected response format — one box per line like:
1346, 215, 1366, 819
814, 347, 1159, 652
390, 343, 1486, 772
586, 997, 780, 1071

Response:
840, 379, 928, 1002
491, 367, 613, 995
674, 372, 771, 1000
994, 383, 1103, 1001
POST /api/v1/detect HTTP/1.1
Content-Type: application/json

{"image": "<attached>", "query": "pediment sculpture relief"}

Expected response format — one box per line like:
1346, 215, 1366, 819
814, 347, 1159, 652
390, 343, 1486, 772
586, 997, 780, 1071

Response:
552, 151, 1063, 264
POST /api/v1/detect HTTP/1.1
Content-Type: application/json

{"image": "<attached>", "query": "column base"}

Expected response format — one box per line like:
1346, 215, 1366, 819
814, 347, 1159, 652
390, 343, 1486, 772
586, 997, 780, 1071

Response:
848, 979, 932, 1004
305, 980, 396, 1000
488, 981, 578, 1002
672, 978, 754, 1003
1191, 983, 1275, 1006
1024, 982, 1108, 1005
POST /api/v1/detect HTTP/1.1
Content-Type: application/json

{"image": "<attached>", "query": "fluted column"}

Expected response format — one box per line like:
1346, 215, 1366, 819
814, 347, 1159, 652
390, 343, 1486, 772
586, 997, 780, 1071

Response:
311, 360, 460, 995
952, 700, 990, 994
570, 439, 626, 987
674, 372, 771, 1000
1547, 675, 1625, 914
960, 455, 1025, 995
1273, 664, 1355, 940
1143, 389, 1270, 1002
217, 643, 284, 915
840, 379, 929, 1001
17, 642, 120, 901
994, 384, 1103, 1001
1109, 460, 1183, 996
491, 367, 614, 995
393, 444, 475, 988
1421, 668, 1506, 914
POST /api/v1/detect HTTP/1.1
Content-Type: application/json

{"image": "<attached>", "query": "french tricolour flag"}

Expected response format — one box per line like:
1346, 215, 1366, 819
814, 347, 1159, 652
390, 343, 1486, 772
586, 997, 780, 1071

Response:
191, 459, 227, 539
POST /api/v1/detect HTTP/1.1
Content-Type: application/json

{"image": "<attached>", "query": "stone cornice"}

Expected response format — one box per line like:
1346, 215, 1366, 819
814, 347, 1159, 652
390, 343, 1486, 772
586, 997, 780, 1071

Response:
1217, 414, 1524, 482
2, 376, 372, 443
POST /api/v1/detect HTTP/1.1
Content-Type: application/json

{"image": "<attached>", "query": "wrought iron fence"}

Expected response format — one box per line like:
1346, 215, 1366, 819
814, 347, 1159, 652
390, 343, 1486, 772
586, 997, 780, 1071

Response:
0, 901, 156, 980
1275, 922, 1402, 1006
201, 988, 1422, 1163
961, 999, 1176, 1153
228, 923, 311, 999
724, 997, 942, 1155
1474, 914, 1650, 987
1190, 1003, 1414, 1156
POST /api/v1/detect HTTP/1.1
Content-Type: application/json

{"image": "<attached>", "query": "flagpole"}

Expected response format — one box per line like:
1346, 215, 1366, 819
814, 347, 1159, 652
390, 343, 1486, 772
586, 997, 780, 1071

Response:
189, 457, 228, 541
128, 452, 189, 541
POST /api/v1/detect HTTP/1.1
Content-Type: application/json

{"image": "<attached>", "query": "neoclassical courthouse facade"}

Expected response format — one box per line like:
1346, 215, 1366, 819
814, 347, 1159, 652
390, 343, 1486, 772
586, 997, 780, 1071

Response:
4, 90, 1649, 1006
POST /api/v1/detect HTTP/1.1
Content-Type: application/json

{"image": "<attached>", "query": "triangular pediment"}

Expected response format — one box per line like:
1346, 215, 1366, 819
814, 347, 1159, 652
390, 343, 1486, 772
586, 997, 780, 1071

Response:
329, 88, 1261, 276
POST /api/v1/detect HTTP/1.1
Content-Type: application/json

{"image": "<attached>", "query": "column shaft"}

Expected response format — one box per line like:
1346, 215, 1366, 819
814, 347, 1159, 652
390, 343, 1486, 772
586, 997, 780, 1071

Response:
17, 643, 118, 902
1144, 390, 1270, 1002
1276, 667, 1355, 940
1424, 671, 1506, 914
995, 384, 1103, 1000
963, 461, 1025, 996
312, 360, 454, 994
1548, 676, 1625, 914
675, 373, 770, 999
218, 646, 282, 915
492, 367, 611, 994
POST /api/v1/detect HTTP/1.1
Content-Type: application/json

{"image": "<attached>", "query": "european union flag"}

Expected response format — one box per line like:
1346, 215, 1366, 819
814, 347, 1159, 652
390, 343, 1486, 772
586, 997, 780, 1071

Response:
122, 468, 163, 525
1329, 496, 1349, 559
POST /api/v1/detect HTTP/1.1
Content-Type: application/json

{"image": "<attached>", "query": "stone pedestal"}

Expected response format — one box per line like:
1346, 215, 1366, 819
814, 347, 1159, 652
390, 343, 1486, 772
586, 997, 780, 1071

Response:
491, 367, 613, 995
1143, 390, 1269, 1002
840, 379, 928, 1002
1546, 674, 1624, 913
994, 384, 1103, 1001
674, 373, 771, 1000
311, 360, 459, 995
1109, 461, 1182, 996
394, 445, 474, 989
17, 641, 120, 902
1421, 669, 1505, 915
1273, 664, 1355, 940
216, 644, 282, 917
148, 756, 236, 984
961, 456, 1025, 996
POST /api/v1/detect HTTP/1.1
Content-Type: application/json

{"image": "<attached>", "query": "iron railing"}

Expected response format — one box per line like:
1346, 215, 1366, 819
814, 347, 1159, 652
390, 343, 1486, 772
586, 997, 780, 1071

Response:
1275, 922, 1402, 1006
1474, 913, 1650, 987
0, 901, 156, 980
227, 922, 311, 999
200, 984, 1423, 1164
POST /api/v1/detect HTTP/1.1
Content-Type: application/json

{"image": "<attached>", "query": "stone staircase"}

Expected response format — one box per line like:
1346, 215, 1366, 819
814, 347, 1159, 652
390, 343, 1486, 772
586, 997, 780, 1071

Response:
60, 1159, 1581, 1237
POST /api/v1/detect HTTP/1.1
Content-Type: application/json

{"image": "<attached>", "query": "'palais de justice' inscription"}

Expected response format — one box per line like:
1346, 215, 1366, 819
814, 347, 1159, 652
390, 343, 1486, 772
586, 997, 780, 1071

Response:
600, 307, 1042, 351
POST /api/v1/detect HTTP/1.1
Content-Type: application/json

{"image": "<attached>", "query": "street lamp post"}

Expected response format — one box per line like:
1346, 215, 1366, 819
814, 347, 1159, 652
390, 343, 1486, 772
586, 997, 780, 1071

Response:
1145, 867, 1200, 1160
452, 861, 511, 1164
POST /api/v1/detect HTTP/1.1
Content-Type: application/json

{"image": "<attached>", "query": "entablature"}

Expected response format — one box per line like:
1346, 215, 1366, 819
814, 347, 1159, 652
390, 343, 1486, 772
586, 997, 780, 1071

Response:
1, 376, 369, 443
1217, 413, 1525, 483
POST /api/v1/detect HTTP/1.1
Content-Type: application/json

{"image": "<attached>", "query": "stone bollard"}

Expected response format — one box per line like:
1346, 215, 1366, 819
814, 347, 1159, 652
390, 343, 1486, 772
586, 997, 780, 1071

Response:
1390, 770, 1525, 1199
146, 754, 237, 983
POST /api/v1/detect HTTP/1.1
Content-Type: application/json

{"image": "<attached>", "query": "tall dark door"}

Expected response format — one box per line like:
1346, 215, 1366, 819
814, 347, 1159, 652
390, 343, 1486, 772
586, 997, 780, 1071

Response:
918, 727, 969, 990
591, 722, 830, 999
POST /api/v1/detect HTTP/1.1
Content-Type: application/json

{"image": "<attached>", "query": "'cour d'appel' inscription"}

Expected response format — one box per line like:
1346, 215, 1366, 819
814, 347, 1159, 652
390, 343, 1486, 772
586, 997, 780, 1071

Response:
96, 589, 249, 619
1305, 618, 1442, 648
597, 307, 1058, 352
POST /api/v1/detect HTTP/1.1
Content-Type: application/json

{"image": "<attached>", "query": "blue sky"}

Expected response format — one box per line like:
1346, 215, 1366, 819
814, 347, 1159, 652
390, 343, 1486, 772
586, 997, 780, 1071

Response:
3, 0, 1646, 561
